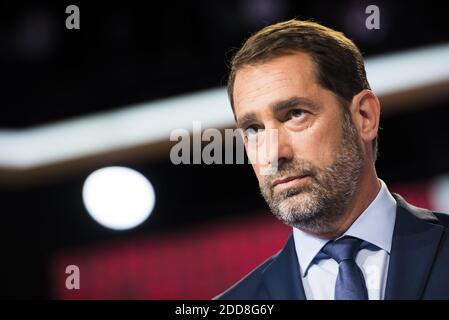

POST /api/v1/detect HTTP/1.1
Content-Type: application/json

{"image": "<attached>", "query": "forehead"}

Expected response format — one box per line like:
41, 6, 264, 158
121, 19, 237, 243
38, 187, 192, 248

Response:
233, 52, 318, 115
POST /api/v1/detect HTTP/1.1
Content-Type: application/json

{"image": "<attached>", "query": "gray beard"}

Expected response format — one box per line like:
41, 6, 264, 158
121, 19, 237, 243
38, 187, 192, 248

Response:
259, 113, 364, 234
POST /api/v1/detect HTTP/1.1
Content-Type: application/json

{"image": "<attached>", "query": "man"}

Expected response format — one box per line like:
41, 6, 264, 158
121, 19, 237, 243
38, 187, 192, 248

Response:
216, 19, 449, 300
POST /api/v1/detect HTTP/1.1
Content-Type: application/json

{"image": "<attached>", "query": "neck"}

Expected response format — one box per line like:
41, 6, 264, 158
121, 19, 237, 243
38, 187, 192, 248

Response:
308, 165, 381, 240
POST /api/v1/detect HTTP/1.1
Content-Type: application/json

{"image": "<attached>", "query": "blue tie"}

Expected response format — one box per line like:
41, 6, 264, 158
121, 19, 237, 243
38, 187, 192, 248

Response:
321, 236, 368, 300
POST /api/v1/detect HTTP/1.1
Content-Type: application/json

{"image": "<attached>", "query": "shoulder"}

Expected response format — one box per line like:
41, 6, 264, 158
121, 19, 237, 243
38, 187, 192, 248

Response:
393, 192, 449, 247
434, 212, 449, 229
393, 193, 448, 228
213, 252, 279, 300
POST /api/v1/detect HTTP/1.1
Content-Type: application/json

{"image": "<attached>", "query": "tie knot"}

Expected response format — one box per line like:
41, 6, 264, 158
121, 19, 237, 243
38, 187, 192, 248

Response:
321, 236, 364, 263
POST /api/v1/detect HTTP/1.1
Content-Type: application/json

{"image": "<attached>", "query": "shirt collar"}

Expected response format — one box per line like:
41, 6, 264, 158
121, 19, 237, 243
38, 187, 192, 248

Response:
293, 179, 397, 277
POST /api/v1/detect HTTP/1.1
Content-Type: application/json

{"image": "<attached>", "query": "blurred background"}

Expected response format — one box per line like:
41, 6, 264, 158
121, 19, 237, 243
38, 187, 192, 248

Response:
1, 0, 449, 299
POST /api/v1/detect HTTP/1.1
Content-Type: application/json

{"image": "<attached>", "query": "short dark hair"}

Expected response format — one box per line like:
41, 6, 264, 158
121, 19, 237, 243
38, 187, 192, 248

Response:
227, 19, 378, 162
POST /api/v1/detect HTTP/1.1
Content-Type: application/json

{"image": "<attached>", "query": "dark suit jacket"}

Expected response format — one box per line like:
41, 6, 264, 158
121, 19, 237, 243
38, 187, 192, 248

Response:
215, 194, 449, 300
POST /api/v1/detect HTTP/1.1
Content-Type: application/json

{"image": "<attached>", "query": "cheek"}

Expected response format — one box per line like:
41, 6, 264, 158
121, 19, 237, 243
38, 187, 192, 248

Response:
246, 137, 277, 180
251, 162, 272, 187
291, 123, 343, 168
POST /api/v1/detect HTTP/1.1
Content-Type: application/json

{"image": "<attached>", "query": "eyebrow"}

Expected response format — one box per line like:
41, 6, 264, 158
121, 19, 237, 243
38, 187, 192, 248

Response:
236, 96, 318, 129
236, 112, 258, 129
272, 96, 318, 114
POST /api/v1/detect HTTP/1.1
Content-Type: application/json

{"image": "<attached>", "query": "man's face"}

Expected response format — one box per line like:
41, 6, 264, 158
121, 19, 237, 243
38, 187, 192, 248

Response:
233, 53, 365, 234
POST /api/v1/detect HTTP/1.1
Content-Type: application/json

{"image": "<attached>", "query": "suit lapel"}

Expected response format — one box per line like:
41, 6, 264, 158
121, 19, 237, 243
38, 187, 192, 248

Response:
385, 194, 445, 299
261, 234, 306, 300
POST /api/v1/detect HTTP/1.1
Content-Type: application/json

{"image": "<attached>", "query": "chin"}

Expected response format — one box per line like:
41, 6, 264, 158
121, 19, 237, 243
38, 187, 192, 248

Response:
277, 192, 318, 219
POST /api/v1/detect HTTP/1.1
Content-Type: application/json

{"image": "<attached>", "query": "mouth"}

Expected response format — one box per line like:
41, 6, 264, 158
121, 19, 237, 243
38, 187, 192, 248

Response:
272, 175, 309, 189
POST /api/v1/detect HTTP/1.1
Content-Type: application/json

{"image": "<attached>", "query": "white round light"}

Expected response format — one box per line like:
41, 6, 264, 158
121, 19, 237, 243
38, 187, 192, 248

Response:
82, 166, 156, 230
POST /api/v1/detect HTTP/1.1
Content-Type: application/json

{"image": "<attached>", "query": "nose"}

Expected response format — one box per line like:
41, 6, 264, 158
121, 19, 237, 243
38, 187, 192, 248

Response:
267, 126, 294, 170
277, 127, 294, 169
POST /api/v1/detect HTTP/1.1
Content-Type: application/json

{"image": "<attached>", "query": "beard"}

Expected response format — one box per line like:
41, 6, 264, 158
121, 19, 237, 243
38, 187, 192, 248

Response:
259, 111, 365, 234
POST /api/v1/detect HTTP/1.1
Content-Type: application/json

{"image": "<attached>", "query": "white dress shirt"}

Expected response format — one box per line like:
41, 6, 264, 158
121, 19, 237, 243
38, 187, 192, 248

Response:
293, 179, 397, 300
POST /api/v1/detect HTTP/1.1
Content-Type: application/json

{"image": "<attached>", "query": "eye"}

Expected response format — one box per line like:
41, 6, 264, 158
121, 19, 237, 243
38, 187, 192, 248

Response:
245, 127, 258, 136
289, 109, 305, 118
243, 126, 262, 139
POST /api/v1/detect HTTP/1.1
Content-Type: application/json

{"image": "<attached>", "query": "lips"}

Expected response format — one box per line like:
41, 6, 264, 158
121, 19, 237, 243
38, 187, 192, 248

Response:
272, 175, 308, 188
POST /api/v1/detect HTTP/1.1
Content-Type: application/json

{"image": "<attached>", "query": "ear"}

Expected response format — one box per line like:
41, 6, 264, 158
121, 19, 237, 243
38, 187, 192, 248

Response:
350, 89, 380, 146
